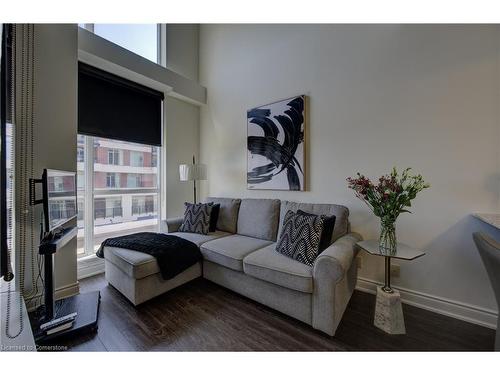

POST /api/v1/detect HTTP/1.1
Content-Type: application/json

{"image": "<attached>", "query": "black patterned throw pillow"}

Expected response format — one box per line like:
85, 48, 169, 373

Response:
179, 202, 213, 235
275, 210, 325, 267
297, 210, 336, 252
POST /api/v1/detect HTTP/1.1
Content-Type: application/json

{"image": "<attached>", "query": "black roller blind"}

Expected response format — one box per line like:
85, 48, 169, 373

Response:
78, 62, 164, 146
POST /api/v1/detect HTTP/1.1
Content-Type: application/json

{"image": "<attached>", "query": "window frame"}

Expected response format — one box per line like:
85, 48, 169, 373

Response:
79, 24, 164, 66
106, 172, 117, 188
107, 149, 121, 166
78, 135, 162, 259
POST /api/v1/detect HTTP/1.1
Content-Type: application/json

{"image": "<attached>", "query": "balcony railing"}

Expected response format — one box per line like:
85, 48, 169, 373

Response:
94, 206, 123, 219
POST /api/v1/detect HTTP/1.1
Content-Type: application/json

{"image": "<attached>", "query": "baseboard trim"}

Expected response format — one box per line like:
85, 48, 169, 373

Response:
77, 255, 105, 280
55, 282, 80, 300
78, 267, 105, 280
356, 277, 498, 329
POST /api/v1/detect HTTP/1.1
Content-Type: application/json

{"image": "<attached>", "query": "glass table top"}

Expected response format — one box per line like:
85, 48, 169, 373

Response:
356, 240, 425, 260
473, 213, 500, 231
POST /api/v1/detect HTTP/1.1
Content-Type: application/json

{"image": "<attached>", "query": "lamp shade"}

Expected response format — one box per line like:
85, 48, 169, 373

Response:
179, 163, 207, 181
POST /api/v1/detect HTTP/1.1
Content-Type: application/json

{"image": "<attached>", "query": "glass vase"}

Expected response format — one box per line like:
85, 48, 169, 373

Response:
379, 219, 397, 254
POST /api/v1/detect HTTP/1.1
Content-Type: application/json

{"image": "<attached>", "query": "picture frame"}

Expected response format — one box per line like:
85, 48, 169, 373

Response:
247, 95, 307, 191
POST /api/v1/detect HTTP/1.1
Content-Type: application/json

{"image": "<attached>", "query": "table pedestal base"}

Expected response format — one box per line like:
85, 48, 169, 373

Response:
374, 286, 405, 335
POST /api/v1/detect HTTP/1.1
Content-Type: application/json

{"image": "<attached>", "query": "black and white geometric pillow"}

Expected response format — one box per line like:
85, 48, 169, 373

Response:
275, 210, 325, 267
297, 210, 336, 252
179, 202, 213, 235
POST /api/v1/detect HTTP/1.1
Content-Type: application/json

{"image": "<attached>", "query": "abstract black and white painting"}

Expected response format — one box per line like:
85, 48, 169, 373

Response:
247, 95, 306, 191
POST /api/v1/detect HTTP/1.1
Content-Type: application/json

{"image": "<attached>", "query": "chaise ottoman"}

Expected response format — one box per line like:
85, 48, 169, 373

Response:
103, 246, 202, 305
102, 218, 231, 305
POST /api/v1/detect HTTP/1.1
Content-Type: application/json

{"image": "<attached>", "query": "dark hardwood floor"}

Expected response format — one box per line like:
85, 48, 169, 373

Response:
50, 274, 495, 351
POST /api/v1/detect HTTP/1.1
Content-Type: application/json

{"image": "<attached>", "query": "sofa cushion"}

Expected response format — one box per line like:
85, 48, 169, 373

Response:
243, 244, 313, 293
278, 201, 349, 244
169, 230, 231, 247
103, 247, 159, 279
205, 197, 241, 233
200, 234, 272, 271
237, 198, 281, 241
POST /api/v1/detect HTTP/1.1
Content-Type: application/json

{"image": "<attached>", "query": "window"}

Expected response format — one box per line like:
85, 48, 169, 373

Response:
76, 134, 86, 257
77, 200, 84, 221
79, 24, 159, 64
107, 149, 121, 165
130, 151, 144, 167
49, 200, 76, 221
106, 173, 118, 188
126, 174, 142, 188
52, 176, 65, 192
77, 147, 84, 162
151, 148, 158, 168
94, 197, 122, 220
76, 53, 163, 270
132, 195, 157, 216
77, 135, 161, 258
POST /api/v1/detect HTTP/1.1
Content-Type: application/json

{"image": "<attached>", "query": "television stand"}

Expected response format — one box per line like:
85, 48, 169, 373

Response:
31, 291, 100, 345
30, 226, 100, 345
38, 226, 78, 319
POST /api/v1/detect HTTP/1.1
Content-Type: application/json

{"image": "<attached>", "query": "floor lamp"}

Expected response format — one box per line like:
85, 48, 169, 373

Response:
179, 156, 207, 204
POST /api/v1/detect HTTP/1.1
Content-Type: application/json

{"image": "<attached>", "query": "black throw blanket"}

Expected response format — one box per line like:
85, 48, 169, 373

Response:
96, 232, 201, 280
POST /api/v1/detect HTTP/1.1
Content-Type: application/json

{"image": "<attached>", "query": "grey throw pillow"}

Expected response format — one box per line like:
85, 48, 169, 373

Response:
275, 210, 325, 267
179, 202, 213, 235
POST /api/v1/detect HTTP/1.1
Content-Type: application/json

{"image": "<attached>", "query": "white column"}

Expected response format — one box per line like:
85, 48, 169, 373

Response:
122, 194, 133, 222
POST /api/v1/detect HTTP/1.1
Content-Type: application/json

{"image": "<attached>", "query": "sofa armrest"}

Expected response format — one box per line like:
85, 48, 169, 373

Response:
313, 232, 362, 283
161, 217, 184, 233
312, 232, 362, 336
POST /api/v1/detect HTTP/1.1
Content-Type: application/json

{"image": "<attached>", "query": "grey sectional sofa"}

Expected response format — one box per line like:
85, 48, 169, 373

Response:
103, 197, 362, 336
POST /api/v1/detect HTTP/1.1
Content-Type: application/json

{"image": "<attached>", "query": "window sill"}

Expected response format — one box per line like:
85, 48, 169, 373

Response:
77, 254, 105, 280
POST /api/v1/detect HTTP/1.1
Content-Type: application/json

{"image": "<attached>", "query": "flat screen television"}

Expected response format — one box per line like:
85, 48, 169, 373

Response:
42, 169, 78, 233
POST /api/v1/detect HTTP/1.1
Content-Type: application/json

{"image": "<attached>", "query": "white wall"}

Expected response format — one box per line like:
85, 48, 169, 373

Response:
164, 24, 201, 217
166, 24, 199, 82
14, 24, 79, 300
199, 25, 500, 325
165, 96, 200, 217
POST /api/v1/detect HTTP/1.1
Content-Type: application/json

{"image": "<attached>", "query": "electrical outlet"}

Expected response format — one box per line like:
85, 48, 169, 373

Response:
390, 264, 400, 277
356, 256, 362, 269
